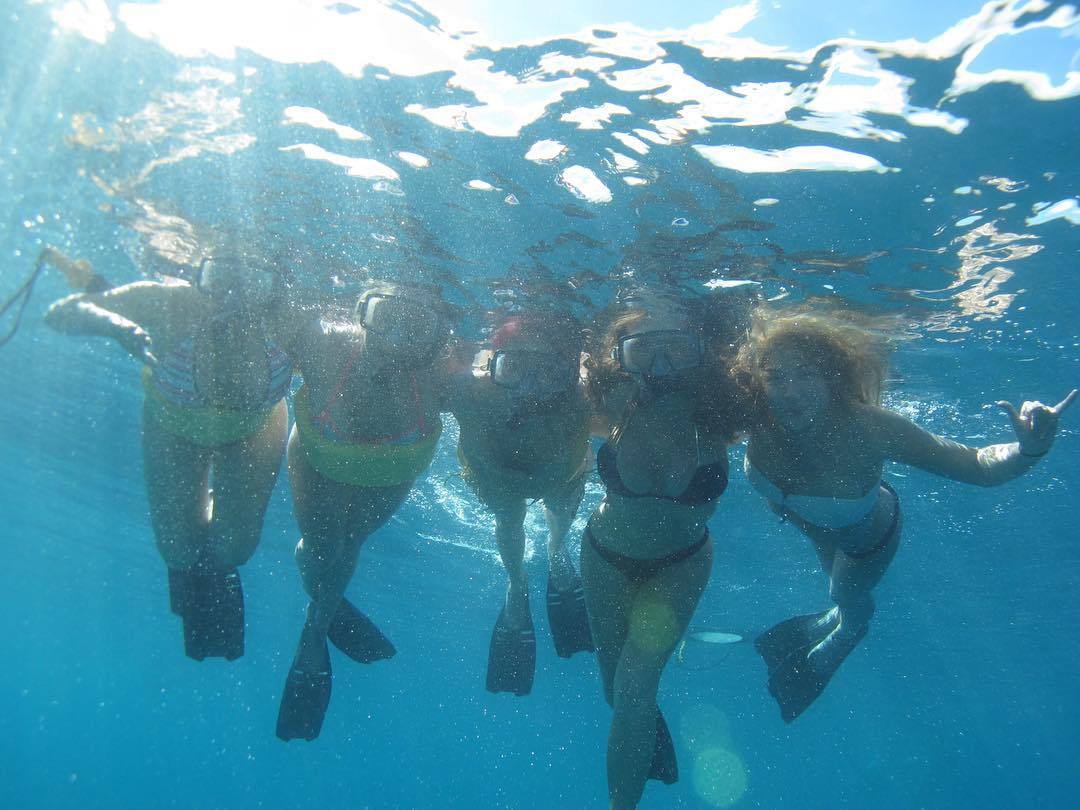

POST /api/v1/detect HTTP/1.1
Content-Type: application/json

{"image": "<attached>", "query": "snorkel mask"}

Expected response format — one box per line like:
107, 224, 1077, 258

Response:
612, 328, 703, 393
196, 256, 278, 314
487, 349, 577, 400
355, 291, 448, 365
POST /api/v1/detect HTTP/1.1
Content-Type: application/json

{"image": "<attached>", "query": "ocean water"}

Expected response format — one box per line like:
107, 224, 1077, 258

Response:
1, 1, 1078, 808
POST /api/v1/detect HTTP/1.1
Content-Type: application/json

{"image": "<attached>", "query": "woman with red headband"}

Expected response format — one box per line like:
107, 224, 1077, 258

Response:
448, 311, 595, 696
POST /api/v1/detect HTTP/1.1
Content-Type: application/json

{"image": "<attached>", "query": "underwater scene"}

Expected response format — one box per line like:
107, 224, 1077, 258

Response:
2, 0, 1078, 808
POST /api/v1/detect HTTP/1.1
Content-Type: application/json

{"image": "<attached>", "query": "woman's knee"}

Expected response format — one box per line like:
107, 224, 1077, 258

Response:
211, 523, 263, 568
296, 532, 346, 568
612, 654, 663, 712
154, 530, 203, 569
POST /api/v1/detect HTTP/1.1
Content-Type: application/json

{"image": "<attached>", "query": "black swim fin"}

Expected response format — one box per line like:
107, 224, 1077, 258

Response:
754, 609, 838, 674
486, 606, 536, 697
546, 576, 595, 658
765, 623, 868, 724
276, 648, 332, 742
182, 567, 244, 661
327, 598, 396, 664
648, 711, 678, 784
167, 567, 189, 617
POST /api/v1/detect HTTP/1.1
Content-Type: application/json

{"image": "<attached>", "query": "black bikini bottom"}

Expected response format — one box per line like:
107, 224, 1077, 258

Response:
843, 480, 901, 560
586, 524, 709, 583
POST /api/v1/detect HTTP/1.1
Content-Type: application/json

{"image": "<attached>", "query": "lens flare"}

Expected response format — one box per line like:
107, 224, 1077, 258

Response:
628, 594, 679, 655
692, 746, 749, 807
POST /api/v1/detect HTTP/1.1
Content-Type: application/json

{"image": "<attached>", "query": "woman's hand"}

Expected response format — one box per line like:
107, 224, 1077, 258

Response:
996, 389, 1077, 458
118, 323, 157, 366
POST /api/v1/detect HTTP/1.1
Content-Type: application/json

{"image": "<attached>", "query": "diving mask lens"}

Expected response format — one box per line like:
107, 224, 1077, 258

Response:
616, 330, 702, 375
197, 257, 276, 303
489, 350, 575, 392
359, 293, 442, 346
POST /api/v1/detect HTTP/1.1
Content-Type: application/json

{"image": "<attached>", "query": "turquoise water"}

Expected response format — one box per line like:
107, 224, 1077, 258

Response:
2, 1, 1078, 807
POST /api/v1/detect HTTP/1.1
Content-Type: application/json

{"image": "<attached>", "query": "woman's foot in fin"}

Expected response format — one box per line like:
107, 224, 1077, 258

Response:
486, 603, 536, 697
648, 711, 679, 785
181, 567, 244, 661
546, 574, 594, 658
754, 608, 838, 674
327, 598, 396, 664
807, 612, 867, 674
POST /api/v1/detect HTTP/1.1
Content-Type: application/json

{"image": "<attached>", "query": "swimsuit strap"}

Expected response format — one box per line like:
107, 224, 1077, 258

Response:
264, 340, 294, 404
313, 343, 362, 440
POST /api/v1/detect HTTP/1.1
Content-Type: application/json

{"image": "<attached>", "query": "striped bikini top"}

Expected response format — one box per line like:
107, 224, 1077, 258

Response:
151, 337, 293, 410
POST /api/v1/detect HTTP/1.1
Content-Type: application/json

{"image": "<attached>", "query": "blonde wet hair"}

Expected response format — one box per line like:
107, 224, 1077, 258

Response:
733, 305, 890, 418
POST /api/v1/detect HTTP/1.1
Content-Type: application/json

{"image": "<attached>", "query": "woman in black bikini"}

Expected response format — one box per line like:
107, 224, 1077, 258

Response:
582, 291, 744, 810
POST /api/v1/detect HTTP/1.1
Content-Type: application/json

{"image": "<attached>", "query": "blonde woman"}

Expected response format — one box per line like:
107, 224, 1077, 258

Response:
734, 307, 1075, 722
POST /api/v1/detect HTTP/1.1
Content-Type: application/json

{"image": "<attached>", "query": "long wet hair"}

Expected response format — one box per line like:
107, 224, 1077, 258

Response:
584, 291, 746, 441
732, 304, 889, 423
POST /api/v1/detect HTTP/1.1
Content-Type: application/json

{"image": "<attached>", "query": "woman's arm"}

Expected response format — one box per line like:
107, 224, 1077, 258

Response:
875, 390, 1076, 487
41, 246, 113, 293
44, 281, 171, 364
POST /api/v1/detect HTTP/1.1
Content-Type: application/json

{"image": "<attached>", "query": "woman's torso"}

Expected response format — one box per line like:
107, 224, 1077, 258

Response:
298, 325, 442, 445
456, 381, 590, 495
745, 404, 893, 541
148, 288, 291, 411
589, 392, 728, 558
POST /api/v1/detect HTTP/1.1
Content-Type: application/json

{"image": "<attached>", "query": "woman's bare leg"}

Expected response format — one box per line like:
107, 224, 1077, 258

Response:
808, 487, 902, 670
142, 408, 212, 571
543, 474, 585, 589
583, 534, 712, 809
208, 399, 288, 569
286, 426, 412, 668
606, 540, 712, 810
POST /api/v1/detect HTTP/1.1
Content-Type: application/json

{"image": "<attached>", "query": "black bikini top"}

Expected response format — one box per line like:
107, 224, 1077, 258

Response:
596, 441, 728, 507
